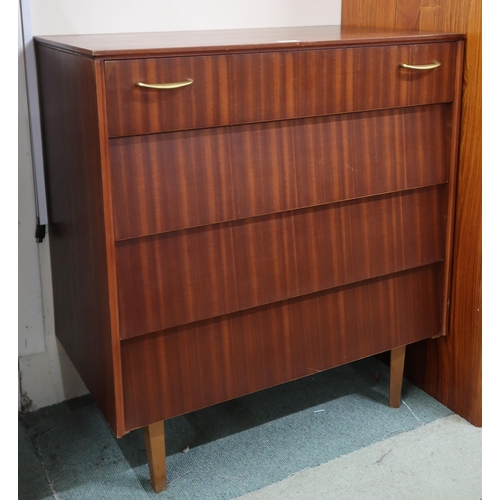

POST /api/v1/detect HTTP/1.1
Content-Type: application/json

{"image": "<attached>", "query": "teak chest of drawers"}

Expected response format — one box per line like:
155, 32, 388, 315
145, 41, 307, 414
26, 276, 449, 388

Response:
35, 25, 464, 492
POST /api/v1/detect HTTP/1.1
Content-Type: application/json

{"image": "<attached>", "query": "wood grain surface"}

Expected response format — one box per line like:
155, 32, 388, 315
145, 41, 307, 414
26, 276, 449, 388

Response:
35, 45, 122, 434
34, 25, 463, 58
109, 105, 449, 240
121, 264, 443, 431
115, 187, 446, 339
104, 43, 456, 137
342, 0, 481, 426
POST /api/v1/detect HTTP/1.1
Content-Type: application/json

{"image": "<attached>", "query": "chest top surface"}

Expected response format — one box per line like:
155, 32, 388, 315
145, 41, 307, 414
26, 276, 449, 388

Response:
34, 25, 464, 58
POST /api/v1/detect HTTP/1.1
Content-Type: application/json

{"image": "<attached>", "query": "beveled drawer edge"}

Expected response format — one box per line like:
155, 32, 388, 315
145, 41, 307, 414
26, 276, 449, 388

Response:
119, 261, 445, 344
112, 181, 450, 243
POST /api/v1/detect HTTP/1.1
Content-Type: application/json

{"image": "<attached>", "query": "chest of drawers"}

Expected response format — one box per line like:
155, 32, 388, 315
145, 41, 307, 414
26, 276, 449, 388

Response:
35, 25, 464, 492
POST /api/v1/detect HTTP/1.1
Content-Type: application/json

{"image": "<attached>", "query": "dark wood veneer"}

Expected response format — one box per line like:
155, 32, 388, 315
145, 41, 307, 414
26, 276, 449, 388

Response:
110, 104, 448, 240
115, 186, 445, 339
121, 264, 443, 430
105, 43, 455, 137
35, 45, 121, 434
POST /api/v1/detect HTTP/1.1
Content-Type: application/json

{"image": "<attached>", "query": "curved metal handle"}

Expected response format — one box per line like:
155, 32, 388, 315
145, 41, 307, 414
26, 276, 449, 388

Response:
399, 61, 441, 70
136, 78, 194, 89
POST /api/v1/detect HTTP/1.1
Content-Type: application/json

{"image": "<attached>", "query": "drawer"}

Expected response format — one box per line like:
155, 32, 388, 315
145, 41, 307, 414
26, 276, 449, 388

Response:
105, 43, 457, 137
115, 186, 445, 339
109, 105, 448, 240
121, 263, 443, 429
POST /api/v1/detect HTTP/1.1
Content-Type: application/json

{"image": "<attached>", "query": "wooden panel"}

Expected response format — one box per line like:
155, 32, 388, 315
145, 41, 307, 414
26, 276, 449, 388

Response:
396, 0, 422, 29
342, 0, 482, 426
115, 186, 446, 339
342, 0, 398, 28
110, 105, 448, 240
35, 46, 122, 434
121, 264, 443, 431
105, 44, 456, 137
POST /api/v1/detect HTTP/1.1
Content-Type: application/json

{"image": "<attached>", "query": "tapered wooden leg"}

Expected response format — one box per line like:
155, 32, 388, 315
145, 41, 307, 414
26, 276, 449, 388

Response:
389, 345, 406, 408
144, 421, 167, 493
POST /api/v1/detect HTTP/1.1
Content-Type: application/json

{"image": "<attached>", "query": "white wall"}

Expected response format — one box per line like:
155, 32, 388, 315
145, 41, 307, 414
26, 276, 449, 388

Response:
18, 2, 89, 411
29, 0, 341, 35
19, 0, 342, 411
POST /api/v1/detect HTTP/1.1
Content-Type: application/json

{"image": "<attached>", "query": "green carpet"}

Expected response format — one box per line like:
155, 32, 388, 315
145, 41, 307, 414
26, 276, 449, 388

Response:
18, 356, 453, 499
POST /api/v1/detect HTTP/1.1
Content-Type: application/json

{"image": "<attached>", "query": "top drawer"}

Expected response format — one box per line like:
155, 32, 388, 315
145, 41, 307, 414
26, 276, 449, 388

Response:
105, 42, 457, 137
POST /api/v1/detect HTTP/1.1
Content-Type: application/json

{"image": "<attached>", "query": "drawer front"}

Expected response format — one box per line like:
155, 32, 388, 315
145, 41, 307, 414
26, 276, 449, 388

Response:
115, 186, 445, 339
121, 263, 443, 429
109, 105, 448, 240
105, 43, 457, 137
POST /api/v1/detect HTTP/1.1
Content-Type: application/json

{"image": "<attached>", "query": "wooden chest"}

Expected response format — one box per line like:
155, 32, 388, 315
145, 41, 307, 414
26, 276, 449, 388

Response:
34, 25, 464, 492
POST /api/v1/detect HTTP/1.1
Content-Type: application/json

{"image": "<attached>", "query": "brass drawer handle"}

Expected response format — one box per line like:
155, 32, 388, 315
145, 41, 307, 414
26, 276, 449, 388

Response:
399, 61, 441, 70
136, 78, 193, 89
